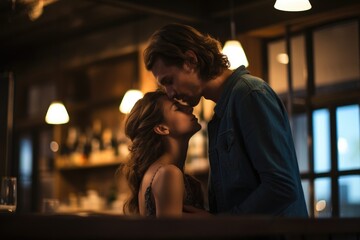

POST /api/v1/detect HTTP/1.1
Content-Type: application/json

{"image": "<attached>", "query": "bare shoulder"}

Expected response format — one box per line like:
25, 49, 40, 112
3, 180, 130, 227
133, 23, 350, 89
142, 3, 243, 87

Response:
156, 165, 183, 182
152, 165, 184, 194
152, 165, 185, 216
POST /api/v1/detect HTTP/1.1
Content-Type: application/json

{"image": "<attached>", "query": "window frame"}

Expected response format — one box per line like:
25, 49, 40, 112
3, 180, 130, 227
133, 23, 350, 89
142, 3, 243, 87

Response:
265, 18, 360, 218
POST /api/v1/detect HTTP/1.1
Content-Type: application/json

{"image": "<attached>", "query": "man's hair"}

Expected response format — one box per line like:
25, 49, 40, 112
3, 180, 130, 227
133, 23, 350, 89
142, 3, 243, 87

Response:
144, 23, 230, 81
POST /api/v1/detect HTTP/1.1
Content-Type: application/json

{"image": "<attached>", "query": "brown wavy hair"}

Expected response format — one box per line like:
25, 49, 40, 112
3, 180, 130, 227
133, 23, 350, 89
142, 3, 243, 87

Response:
119, 90, 168, 214
144, 23, 230, 81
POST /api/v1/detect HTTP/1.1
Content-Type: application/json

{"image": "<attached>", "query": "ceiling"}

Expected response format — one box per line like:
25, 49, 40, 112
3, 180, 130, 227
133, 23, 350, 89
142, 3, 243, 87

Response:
1, 0, 359, 69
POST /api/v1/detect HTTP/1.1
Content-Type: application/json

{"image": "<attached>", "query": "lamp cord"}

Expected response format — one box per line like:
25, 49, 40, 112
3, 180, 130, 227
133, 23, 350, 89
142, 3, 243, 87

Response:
5, 72, 14, 176
229, 0, 236, 39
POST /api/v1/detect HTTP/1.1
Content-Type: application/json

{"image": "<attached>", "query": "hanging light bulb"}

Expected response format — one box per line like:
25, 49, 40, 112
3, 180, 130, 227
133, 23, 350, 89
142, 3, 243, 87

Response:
274, 0, 312, 12
222, 40, 249, 69
222, 0, 249, 70
119, 89, 143, 114
45, 101, 70, 124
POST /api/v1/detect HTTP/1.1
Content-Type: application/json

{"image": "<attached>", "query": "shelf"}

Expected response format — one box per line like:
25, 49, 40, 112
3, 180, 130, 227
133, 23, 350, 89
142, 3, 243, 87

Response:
66, 97, 122, 114
57, 158, 126, 171
14, 116, 49, 130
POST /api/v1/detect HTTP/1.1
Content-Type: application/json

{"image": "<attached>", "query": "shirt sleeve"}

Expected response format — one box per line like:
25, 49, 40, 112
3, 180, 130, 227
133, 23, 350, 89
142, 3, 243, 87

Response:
231, 84, 299, 215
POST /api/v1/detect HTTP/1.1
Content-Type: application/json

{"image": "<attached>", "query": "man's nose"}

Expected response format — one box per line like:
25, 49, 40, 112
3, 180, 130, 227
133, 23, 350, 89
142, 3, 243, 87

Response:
165, 86, 175, 99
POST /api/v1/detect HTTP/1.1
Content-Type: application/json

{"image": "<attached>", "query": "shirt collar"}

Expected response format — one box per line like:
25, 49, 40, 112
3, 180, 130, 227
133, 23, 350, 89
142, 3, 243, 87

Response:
213, 65, 249, 118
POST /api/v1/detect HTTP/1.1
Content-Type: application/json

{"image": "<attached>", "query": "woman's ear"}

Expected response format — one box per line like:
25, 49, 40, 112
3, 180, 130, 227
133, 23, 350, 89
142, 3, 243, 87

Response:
153, 124, 169, 135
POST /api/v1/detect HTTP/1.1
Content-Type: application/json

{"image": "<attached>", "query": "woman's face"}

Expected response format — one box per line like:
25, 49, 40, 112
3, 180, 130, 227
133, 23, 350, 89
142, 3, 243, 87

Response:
161, 97, 201, 137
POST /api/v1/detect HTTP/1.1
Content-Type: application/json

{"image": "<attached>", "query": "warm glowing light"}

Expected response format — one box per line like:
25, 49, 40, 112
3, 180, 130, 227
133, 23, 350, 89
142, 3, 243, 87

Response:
222, 40, 249, 69
45, 101, 69, 124
274, 0, 312, 12
315, 200, 327, 212
337, 137, 349, 154
119, 89, 144, 114
50, 141, 59, 152
28, 0, 44, 21
276, 53, 289, 64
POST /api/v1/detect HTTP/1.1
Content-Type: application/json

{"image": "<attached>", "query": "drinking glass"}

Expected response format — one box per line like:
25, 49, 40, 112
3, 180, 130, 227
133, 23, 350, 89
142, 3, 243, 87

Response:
0, 177, 17, 212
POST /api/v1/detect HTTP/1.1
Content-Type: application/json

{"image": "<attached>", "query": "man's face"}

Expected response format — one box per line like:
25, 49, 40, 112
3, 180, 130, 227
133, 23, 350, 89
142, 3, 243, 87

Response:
151, 58, 202, 107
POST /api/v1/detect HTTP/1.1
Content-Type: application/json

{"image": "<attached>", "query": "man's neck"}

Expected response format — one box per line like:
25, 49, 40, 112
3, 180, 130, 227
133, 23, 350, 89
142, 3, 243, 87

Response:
202, 68, 233, 103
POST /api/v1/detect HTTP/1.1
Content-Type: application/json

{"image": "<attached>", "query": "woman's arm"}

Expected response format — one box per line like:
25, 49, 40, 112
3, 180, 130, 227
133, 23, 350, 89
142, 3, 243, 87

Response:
152, 165, 184, 217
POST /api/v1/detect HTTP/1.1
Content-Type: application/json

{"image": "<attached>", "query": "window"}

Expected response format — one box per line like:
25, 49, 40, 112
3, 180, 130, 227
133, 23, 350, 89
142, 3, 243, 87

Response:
336, 105, 360, 171
18, 135, 33, 212
267, 19, 360, 218
267, 35, 307, 95
313, 109, 331, 173
301, 179, 311, 214
19, 136, 33, 187
314, 178, 332, 218
293, 113, 308, 173
339, 175, 360, 217
310, 105, 360, 218
313, 21, 360, 93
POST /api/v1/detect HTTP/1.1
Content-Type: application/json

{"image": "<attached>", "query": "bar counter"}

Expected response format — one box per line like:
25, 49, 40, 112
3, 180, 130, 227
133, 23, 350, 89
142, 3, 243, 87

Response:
1, 213, 360, 240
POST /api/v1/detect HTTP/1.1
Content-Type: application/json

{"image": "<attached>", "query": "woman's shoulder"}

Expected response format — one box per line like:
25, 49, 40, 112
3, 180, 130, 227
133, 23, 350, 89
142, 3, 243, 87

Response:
155, 164, 183, 181
151, 164, 184, 193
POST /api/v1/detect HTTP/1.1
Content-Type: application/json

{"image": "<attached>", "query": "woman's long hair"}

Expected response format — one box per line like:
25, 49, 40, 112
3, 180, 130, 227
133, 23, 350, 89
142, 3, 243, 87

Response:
119, 90, 167, 214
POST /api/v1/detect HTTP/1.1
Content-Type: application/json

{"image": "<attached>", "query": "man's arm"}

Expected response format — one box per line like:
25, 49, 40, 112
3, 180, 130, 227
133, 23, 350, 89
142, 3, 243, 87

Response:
232, 86, 299, 215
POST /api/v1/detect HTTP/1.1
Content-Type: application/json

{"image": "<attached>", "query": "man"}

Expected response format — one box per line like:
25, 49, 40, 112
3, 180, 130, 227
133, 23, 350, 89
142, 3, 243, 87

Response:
144, 23, 308, 217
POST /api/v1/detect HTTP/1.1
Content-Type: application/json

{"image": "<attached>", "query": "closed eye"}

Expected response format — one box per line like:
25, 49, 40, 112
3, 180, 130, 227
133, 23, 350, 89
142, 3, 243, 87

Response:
171, 102, 180, 111
174, 101, 189, 112
159, 76, 173, 86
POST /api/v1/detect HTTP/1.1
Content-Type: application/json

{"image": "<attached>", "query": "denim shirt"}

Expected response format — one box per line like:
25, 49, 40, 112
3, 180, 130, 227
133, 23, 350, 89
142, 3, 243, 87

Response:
207, 66, 308, 217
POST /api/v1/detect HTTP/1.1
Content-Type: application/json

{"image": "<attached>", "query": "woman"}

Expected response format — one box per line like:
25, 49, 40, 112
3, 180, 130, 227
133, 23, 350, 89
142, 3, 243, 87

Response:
120, 90, 205, 217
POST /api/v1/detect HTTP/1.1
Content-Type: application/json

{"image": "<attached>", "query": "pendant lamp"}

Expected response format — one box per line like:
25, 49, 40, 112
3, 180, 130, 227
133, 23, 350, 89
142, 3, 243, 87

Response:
274, 0, 312, 12
222, 0, 249, 69
222, 40, 249, 69
45, 101, 70, 124
119, 89, 143, 114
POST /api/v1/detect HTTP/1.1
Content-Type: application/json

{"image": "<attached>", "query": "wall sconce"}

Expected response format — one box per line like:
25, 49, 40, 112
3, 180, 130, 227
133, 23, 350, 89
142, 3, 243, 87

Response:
45, 101, 69, 124
119, 89, 143, 114
222, 0, 249, 69
274, 0, 312, 12
28, 0, 44, 21
11, 0, 58, 21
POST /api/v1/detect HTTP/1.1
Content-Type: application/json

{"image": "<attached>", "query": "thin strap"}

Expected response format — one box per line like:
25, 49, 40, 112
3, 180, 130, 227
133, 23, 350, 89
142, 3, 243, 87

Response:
145, 166, 162, 217
149, 165, 163, 188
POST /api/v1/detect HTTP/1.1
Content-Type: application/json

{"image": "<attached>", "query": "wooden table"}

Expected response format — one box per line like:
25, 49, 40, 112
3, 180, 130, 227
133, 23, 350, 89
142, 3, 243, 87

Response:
0, 213, 359, 239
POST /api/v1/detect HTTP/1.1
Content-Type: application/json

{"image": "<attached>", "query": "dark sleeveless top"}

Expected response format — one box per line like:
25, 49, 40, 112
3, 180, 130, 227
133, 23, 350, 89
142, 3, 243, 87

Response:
144, 166, 204, 217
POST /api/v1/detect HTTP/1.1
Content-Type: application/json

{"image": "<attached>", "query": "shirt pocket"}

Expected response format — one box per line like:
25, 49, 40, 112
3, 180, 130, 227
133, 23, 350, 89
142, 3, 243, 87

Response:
216, 129, 237, 172
216, 129, 235, 153
216, 129, 244, 185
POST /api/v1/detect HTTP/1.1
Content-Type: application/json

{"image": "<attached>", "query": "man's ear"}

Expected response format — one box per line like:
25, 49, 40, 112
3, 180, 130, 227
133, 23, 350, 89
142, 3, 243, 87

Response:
153, 124, 169, 135
184, 50, 198, 71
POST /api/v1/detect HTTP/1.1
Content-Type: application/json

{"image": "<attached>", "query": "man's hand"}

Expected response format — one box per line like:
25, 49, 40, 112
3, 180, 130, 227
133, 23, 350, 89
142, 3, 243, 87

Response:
182, 205, 213, 217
